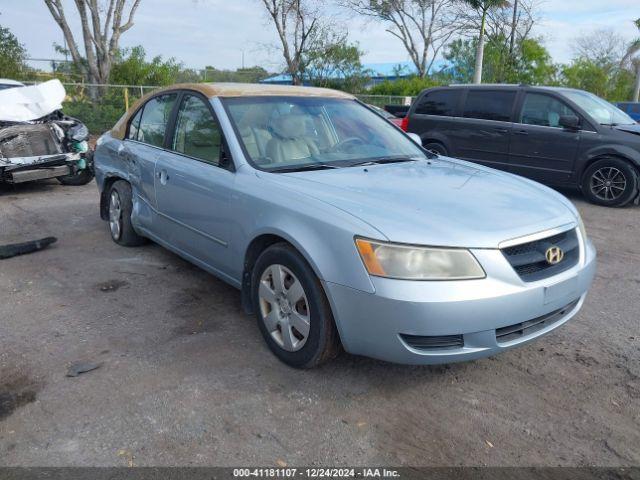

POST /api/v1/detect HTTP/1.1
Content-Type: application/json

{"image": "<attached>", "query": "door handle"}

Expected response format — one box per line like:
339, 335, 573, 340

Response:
495, 128, 509, 133
514, 130, 529, 135
157, 169, 169, 185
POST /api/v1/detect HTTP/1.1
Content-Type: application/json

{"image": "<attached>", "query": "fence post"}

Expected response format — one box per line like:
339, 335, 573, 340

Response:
124, 88, 129, 111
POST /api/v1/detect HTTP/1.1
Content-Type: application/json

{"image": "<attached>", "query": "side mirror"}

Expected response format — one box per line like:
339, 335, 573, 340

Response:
407, 132, 422, 145
559, 115, 580, 130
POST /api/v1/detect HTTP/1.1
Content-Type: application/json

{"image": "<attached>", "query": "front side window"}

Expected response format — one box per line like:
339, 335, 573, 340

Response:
172, 95, 222, 165
223, 96, 426, 171
562, 90, 635, 126
137, 93, 177, 147
463, 90, 516, 122
520, 93, 577, 128
415, 90, 460, 116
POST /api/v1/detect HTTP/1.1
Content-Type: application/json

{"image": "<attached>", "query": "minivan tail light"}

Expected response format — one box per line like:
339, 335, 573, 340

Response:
400, 116, 409, 132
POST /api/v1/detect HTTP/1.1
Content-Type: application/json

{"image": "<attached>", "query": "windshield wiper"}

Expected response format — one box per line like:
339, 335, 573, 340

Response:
348, 156, 420, 167
270, 163, 342, 173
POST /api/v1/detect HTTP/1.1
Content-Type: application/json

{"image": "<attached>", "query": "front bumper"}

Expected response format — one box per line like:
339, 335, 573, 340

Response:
0, 152, 86, 183
324, 237, 597, 365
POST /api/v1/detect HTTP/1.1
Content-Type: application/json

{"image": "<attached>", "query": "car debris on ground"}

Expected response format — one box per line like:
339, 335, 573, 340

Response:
0, 237, 57, 260
0, 79, 94, 186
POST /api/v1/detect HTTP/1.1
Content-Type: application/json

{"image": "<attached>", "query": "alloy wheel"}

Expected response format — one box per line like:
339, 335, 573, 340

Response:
590, 167, 627, 201
109, 190, 122, 240
258, 264, 311, 352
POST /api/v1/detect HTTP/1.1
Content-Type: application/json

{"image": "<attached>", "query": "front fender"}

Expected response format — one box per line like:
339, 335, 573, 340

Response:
582, 143, 640, 175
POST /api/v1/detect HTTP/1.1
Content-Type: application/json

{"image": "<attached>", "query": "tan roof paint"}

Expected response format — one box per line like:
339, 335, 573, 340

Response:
110, 82, 355, 140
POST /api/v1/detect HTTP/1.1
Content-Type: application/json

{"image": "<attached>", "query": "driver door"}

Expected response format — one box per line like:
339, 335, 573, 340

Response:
154, 92, 236, 275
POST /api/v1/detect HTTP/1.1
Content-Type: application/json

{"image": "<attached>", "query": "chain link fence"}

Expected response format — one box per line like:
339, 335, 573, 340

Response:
22, 81, 413, 135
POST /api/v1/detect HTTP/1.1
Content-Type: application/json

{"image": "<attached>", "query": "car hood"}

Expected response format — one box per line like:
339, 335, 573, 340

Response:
613, 123, 640, 135
260, 158, 577, 248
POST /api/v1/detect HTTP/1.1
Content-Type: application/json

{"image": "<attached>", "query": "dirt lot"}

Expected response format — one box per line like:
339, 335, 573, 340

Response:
0, 180, 638, 467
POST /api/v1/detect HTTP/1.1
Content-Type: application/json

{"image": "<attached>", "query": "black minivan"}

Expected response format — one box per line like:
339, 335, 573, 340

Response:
403, 85, 640, 207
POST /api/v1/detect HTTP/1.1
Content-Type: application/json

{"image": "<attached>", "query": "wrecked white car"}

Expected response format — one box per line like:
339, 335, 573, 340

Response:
0, 79, 93, 186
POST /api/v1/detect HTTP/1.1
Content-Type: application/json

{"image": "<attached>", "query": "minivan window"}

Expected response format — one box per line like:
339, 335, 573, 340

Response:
172, 95, 222, 165
520, 93, 577, 128
137, 93, 177, 147
463, 90, 516, 122
562, 90, 635, 126
415, 90, 460, 116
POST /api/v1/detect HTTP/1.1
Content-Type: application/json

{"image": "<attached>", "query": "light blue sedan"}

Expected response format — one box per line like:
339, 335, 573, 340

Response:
94, 83, 597, 368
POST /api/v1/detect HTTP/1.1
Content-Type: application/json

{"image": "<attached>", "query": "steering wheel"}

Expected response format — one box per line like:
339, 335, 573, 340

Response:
331, 137, 365, 153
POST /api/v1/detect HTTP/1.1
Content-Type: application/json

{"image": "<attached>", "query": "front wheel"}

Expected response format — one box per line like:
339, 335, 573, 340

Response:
423, 142, 448, 156
252, 243, 340, 368
581, 158, 638, 207
58, 168, 94, 186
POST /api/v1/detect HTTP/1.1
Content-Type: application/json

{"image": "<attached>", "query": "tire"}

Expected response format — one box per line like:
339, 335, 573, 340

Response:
58, 168, 94, 186
252, 243, 340, 368
423, 142, 448, 156
581, 157, 639, 207
107, 180, 146, 246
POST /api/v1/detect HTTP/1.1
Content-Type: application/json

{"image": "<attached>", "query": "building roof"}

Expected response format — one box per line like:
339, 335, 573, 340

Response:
111, 82, 354, 140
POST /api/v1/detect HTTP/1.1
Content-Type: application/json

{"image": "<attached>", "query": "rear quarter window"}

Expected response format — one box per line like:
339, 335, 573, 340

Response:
414, 90, 460, 116
463, 90, 516, 122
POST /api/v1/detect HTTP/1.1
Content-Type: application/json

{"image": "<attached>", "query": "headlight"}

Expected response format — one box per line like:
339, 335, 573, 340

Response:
68, 124, 89, 142
355, 238, 485, 280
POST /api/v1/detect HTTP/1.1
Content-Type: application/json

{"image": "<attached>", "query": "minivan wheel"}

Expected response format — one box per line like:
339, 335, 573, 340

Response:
423, 142, 448, 156
107, 180, 147, 246
252, 243, 340, 368
581, 158, 638, 207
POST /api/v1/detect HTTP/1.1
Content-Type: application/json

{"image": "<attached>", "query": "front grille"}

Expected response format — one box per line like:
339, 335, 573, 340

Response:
400, 333, 464, 350
495, 299, 580, 343
501, 229, 580, 282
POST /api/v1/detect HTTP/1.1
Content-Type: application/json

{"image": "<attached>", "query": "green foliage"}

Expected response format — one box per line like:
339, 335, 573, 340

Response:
560, 59, 634, 102
110, 46, 182, 86
368, 75, 448, 96
200, 66, 270, 83
443, 35, 557, 85
305, 39, 369, 93
0, 24, 30, 79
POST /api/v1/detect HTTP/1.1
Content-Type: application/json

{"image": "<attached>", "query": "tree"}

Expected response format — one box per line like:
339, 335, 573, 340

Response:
340, 0, 459, 78
621, 18, 640, 101
109, 46, 181, 86
43, 0, 142, 93
259, 0, 323, 85
304, 33, 368, 91
0, 25, 29, 79
461, 0, 510, 84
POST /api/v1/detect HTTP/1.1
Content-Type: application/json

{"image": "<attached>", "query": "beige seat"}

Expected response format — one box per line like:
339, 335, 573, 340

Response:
266, 114, 319, 163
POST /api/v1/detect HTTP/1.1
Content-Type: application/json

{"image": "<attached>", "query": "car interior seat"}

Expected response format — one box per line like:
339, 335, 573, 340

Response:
266, 114, 319, 164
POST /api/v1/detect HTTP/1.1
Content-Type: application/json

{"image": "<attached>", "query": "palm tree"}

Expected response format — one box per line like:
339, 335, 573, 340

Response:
464, 0, 509, 84
622, 18, 640, 101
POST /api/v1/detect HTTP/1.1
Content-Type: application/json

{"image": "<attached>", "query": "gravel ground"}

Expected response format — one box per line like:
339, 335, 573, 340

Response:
0, 180, 638, 467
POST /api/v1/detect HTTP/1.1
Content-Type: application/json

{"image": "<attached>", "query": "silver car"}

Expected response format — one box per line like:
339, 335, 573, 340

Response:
94, 83, 597, 368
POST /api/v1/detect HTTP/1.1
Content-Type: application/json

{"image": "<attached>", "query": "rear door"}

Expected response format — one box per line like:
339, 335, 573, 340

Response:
123, 92, 178, 211
509, 91, 581, 184
449, 89, 517, 171
154, 91, 235, 275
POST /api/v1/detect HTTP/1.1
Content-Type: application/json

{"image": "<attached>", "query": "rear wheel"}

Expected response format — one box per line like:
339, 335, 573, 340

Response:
57, 168, 94, 186
252, 243, 340, 368
423, 142, 448, 156
107, 180, 146, 246
581, 157, 638, 207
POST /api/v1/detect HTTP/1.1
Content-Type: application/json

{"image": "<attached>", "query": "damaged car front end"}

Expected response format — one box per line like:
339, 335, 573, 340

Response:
0, 79, 93, 186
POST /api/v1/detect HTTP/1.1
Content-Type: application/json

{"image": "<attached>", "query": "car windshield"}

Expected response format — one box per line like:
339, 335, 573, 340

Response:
223, 96, 426, 171
562, 90, 636, 126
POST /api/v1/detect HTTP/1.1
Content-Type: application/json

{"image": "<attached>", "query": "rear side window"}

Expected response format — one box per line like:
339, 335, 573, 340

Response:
414, 90, 460, 116
137, 93, 177, 147
127, 108, 143, 141
463, 90, 516, 122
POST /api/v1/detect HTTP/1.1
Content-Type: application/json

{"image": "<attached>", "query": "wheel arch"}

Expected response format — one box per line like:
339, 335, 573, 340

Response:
580, 145, 640, 181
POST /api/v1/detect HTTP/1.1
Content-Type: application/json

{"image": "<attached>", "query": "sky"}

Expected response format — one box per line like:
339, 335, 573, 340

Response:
0, 0, 639, 74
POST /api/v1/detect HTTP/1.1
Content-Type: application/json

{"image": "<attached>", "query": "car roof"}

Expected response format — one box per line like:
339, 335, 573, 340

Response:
111, 82, 354, 140
440, 83, 587, 94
